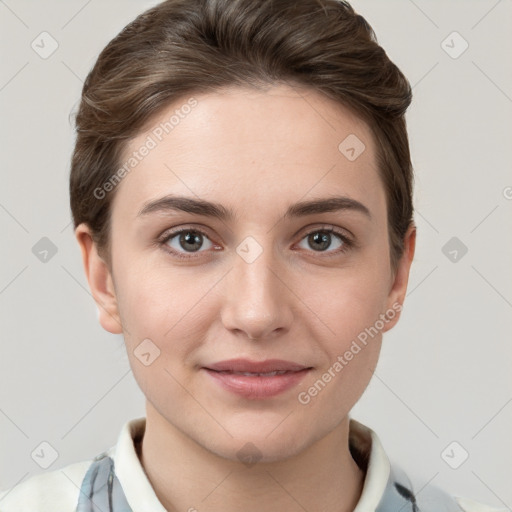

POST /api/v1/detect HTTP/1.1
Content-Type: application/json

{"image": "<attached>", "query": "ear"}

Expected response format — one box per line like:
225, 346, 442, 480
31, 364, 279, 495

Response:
382, 224, 416, 333
74, 223, 123, 334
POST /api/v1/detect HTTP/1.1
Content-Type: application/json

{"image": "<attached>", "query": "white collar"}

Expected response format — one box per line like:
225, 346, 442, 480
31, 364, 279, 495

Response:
109, 415, 392, 511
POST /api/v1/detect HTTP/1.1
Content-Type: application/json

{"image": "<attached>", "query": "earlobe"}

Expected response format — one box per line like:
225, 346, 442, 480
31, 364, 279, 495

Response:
74, 223, 123, 335
382, 224, 417, 333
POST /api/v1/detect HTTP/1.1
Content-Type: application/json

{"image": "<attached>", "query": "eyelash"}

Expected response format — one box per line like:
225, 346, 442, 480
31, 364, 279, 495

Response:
156, 225, 354, 261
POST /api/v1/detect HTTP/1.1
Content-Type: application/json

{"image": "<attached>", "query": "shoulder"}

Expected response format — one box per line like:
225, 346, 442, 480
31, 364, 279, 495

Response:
385, 462, 506, 512
405, 474, 507, 512
350, 421, 506, 512
0, 459, 92, 512
454, 496, 509, 512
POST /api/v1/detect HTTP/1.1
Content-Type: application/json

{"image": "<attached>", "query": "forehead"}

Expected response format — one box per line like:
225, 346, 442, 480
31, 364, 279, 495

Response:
111, 84, 384, 220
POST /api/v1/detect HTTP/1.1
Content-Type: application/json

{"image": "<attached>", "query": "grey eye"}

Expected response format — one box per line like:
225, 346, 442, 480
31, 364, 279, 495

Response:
166, 230, 214, 253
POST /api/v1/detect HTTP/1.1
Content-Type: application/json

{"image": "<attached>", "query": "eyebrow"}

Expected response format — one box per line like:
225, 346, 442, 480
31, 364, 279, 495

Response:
137, 194, 371, 221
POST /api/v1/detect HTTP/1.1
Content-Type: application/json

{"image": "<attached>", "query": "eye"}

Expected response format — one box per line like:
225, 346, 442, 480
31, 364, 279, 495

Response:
160, 228, 216, 259
157, 225, 353, 260
296, 227, 352, 256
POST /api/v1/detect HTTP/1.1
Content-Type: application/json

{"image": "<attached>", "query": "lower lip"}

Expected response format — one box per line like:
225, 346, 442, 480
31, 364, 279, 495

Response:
203, 368, 311, 399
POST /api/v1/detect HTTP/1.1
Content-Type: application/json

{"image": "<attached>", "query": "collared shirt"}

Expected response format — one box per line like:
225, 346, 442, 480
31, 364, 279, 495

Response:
0, 416, 505, 512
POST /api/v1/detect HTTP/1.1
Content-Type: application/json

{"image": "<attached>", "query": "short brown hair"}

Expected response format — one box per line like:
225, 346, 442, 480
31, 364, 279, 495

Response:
70, 0, 414, 271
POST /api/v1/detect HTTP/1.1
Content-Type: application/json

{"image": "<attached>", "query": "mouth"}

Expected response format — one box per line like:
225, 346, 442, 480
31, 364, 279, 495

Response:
211, 370, 294, 376
204, 358, 311, 373
202, 358, 313, 399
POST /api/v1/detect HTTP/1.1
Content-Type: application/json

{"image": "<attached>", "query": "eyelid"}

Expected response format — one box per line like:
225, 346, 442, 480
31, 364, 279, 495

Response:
295, 223, 354, 243
158, 225, 215, 241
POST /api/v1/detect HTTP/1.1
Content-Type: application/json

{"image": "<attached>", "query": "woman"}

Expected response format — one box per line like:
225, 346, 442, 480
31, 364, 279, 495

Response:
0, 0, 503, 510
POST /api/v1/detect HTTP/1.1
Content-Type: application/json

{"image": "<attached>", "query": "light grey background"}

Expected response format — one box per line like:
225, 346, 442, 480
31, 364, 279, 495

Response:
1, 0, 511, 507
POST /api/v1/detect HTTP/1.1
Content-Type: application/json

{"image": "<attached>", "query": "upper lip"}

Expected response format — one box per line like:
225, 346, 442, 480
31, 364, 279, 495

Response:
204, 358, 311, 373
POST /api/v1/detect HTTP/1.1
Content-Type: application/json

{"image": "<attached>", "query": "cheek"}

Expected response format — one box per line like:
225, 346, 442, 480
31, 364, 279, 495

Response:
114, 258, 216, 357
300, 263, 390, 346
294, 271, 386, 416
116, 270, 170, 335
113, 265, 208, 399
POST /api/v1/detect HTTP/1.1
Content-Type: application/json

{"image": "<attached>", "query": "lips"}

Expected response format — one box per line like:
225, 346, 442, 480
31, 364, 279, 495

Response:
204, 358, 310, 374
202, 358, 312, 399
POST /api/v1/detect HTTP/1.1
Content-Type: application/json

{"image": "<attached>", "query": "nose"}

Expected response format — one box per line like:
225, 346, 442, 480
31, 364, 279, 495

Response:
220, 242, 293, 341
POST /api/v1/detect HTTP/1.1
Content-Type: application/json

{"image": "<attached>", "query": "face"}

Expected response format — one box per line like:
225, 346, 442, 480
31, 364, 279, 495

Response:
78, 83, 414, 463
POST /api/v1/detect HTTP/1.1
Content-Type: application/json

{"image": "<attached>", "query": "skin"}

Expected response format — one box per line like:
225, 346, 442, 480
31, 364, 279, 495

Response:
76, 83, 416, 512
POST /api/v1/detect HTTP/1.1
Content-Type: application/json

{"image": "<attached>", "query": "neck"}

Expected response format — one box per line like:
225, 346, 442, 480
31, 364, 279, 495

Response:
138, 404, 365, 512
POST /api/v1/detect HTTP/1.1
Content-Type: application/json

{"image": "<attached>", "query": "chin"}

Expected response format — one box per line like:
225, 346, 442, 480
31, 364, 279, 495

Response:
203, 424, 320, 465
